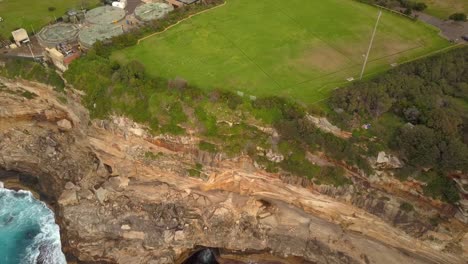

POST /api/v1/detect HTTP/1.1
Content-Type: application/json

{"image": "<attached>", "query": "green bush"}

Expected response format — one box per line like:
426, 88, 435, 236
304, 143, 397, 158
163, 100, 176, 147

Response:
199, 141, 217, 153
449, 13, 467, 21
399, 202, 414, 212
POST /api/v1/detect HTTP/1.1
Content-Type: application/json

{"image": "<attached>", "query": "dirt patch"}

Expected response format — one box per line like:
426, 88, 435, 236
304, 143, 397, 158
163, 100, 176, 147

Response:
294, 45, 351, 72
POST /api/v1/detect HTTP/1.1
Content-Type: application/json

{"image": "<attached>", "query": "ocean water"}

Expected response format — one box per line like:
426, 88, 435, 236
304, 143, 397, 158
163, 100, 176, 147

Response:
0, 188, 66, 264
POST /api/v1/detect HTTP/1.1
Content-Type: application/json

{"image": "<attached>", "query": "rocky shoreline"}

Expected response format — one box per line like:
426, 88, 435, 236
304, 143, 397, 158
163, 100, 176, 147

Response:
0, 78, 467, 263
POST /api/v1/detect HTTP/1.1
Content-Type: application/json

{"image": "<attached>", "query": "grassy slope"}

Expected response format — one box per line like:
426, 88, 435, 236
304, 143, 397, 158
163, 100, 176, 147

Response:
422, 0, 468, 19
113, 0, 449, 104
0, 0, 100, 38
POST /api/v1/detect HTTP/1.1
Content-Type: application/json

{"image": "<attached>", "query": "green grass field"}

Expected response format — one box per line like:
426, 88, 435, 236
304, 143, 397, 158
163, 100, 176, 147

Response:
422, 0, 468, 19
113, 0, 450, 104
0, 0, 99, 38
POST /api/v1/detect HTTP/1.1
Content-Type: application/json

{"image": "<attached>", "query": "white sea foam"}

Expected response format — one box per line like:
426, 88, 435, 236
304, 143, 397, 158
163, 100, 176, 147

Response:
0, 189, 66, 264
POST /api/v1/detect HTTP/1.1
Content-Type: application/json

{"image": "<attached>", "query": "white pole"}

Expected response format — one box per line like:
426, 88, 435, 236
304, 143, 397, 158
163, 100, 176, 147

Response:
360, 10, 382, 80
27, 43, 35, 59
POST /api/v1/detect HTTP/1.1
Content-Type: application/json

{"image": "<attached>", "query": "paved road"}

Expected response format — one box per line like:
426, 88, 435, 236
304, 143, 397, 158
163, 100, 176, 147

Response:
415, 11, 468, 43
126, 0, 143, 14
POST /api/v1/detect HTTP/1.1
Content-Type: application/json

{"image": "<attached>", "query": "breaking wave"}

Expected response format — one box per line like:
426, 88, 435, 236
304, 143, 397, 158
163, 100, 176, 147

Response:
0, 188, 66, 264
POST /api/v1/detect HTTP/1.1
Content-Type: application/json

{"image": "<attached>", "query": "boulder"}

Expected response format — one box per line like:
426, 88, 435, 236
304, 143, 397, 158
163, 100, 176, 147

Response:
65, 181, 76, 190
58, 190, 78, 206
44, 109, 59, 121
57, 119, 72, 132
121, 224, 131, 230
95, 187, 108, 204
107, 176, 129, 190
123, 231, 145, 240
78, 189, 94, 200
375, 151, 403, 169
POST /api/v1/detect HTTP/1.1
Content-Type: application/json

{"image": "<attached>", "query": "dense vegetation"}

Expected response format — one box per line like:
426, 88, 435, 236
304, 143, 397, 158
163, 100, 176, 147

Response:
330, 47, 468, 202
63, 49, 357, 187
358, 0, 427, 13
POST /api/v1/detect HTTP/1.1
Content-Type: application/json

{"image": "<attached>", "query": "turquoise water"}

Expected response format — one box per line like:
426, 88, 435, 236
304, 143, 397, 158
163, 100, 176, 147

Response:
0, 188, 66, 264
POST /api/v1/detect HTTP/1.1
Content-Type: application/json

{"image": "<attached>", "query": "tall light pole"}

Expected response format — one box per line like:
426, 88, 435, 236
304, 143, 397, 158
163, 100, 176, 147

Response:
360, 10, 382, 80
27, 43, 35, 59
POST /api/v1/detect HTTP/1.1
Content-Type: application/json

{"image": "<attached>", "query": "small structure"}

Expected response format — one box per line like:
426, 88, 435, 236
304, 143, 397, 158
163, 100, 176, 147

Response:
112, 0, 127, 9
45, 47, 81, 71
62, 9, 86, 23
11, 28, 30, 46
78, 24, 124, 49
135, 2, 174, 22
167, 0, 199, 6
166, 0, 184, 8
37, 23, 80, 48
177, 0, 200, 4
85, 6, 126, 25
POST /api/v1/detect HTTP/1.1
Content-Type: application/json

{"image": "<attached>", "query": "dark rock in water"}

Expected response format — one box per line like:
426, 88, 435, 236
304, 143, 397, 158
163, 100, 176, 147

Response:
25, 228, 39, 240
37, 243, 52, 264
4, 215, 14, 225
13, 192, 28, 198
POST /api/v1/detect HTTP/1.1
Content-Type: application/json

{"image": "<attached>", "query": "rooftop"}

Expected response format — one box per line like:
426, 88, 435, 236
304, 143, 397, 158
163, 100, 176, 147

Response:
134, 3, 174, 22
37, 23, 80, 48
79, 24, 124, 48
85, 6, 126, 25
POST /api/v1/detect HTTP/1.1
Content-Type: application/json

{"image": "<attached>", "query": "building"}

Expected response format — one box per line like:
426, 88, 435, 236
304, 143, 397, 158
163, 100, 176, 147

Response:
112, 0, 127, 9
78, 24, 124, 49
11, 28, 30, 47
85, 6, 126, 25
176, 0, 200, 4
37, 23, 80, 48
45, 47, 81, 72
135, 3, 174, 22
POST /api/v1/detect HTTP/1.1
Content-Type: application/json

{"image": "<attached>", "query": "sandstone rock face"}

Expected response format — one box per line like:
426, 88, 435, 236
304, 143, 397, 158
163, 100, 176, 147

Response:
0, 78, 467, 264
306, 115, 352, 139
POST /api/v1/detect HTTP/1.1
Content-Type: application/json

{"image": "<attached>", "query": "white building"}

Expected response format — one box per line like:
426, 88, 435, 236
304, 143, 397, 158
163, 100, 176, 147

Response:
11, 28, 30, 46
112, 0, 127, 9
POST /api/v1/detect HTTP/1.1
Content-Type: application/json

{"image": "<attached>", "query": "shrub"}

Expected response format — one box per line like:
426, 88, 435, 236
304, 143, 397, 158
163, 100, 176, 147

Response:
449, 13, 467, 21
199, 141, 217, 153
411, 2, 427, 11
399, 202, 414, 212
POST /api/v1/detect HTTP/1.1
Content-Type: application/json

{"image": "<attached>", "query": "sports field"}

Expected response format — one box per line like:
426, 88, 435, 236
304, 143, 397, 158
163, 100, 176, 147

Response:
0, 0, 99, 38
113, 0, 450, 104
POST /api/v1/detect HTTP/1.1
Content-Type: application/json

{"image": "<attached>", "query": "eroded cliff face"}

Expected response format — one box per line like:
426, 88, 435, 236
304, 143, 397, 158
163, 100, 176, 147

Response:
0, 78, 467, 264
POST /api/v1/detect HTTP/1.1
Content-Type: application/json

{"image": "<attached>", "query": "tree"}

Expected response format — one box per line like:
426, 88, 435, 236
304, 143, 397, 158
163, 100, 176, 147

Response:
116, 60, 146, 84
396, 125, 439, 167
411, 2, 427, 11
403, 106, 421, 124
439, 139, 468, 171
426, 108, 462, 137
